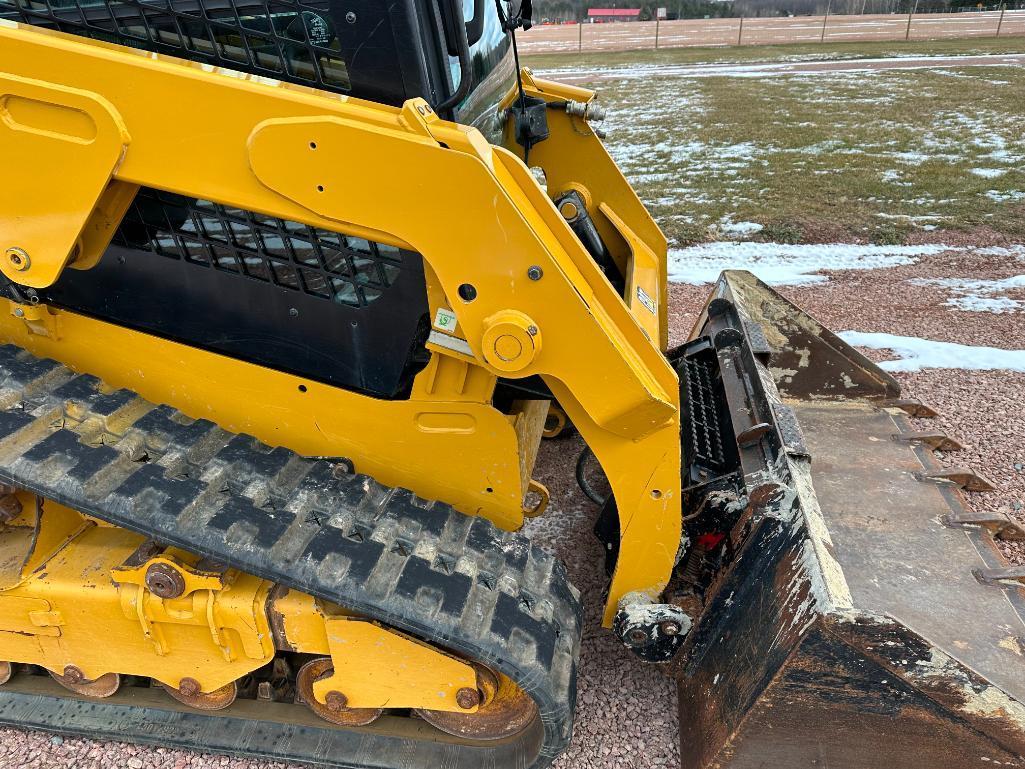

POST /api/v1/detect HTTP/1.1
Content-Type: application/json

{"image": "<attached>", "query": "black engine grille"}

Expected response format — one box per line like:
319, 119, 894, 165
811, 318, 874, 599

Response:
116, 188, 402, 308
1, 0, 350, 92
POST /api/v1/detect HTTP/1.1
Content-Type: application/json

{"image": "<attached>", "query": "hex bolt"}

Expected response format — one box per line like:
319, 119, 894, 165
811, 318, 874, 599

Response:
626, 628, 648, 646
526, 325, 538, 337
659, 620, 682, 637
456, 687, 481, 710
178, 677, 201, 697
5, 247, 29, 272
345, 10, 356, 23
12, 308, 23, 318
527, 265, 543, 281
145, 562, 187, 599
63, 666, 85, 684
288, 307, 299, 317
325, 690, 347, 712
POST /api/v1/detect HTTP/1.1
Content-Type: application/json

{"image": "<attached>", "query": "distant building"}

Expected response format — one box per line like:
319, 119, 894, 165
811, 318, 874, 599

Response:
587, 8, 642, 22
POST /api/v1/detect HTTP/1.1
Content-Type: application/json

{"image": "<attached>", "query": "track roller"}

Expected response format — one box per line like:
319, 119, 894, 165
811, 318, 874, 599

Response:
296, 658, 384, 727
49, 667, 120, 698
415, 663, 539, 741
161, 678, 237, 710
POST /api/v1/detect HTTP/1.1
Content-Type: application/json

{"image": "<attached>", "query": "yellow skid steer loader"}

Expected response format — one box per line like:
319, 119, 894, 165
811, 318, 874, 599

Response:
0, 2, 1020, 767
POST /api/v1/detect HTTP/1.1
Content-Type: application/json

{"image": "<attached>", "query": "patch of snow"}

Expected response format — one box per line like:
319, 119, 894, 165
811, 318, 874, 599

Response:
667, 242, 956, 286
717, 216, 763, 237
986, 190, 1025, 203
974, 245, 1025, 258
838, 331, 1025, 373
911, 275, 1025, 314
971, 168, 1007, 179
893, 151, 931, 165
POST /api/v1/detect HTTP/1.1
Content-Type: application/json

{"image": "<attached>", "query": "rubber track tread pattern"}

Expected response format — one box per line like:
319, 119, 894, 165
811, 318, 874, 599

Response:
0, 345, 581, 768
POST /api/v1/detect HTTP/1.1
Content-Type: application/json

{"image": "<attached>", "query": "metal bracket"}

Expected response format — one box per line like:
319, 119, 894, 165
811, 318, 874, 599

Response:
0, 72, 130, 289
973, 566, 1025, 588
893, 431, 963, 452
916, 467, 996, 493
944, 511, 1025, 540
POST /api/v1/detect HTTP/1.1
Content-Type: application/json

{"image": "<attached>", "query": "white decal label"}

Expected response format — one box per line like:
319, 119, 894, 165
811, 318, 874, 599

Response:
637, 286, 657, 315
434, 307, 458, 332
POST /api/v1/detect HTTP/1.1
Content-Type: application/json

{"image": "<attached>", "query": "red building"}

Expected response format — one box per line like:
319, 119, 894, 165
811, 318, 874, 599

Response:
587, 8, 642, 22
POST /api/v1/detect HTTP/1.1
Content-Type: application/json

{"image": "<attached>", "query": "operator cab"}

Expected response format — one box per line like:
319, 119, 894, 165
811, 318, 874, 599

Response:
0, 0, 516, 138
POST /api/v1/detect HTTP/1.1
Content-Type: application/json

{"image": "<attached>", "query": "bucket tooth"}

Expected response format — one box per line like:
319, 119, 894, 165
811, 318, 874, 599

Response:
886, 398, 939, 418
973, 566, 1025, 587
945, 511, 1025, 540
893, 431, 963, 452
919, 467, 997, 492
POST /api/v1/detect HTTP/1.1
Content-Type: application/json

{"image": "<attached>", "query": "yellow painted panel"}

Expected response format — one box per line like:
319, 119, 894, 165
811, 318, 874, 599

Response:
313, 617, 477, 711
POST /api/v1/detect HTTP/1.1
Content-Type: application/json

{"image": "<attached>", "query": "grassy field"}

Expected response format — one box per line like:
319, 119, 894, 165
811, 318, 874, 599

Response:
526, 38, 1025, 246
524, 36, 1025, 71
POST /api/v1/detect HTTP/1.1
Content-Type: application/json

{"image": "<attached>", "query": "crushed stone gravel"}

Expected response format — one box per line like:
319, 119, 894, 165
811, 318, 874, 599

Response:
1, 241, 1021, 768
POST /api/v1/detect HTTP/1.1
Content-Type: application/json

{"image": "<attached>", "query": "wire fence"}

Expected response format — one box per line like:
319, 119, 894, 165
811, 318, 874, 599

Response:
519, 4, 1025, 53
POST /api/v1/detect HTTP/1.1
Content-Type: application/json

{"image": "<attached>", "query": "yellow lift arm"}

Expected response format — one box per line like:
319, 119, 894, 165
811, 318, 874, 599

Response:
0, 21, 682, 624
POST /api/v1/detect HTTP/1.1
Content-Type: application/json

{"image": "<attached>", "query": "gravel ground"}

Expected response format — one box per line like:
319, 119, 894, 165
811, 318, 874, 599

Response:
1, 240, 1022, 768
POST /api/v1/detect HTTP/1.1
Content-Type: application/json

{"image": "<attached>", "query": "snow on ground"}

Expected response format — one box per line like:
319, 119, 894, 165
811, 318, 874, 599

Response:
536, 53, 1025, 82
716, 216, 764, 237
839, 331, 1025, 372
911, 275, 1025, 313
971, 167, 1008, 178
667, 241, 954, 285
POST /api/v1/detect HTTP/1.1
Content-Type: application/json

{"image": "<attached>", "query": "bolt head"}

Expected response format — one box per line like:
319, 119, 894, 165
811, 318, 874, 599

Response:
145, 562, 186, 599
344, 10, 356, 23
5, 248, 29, 272
626, 628, 648, 646
455, 686, 480, 710
325, 690, 347, 712
659, 620, 682, 637
527, 265, 543, 281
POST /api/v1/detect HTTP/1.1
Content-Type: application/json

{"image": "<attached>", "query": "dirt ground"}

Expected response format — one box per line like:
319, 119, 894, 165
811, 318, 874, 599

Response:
520, 12, 1025, 54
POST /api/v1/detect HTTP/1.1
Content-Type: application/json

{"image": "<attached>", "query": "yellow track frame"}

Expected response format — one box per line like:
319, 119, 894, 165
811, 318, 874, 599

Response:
0, 22, 682, 624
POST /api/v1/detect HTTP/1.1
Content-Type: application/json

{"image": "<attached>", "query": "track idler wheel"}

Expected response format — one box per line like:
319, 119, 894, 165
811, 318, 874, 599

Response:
161, 677, 237, 710
49, 666, 121, 698
415, 663, 539, 741
0, 662, 11, 685
296, 658, 383, 727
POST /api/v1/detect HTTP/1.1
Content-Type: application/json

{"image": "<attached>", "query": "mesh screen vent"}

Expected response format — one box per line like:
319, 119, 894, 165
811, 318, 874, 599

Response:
2, 0, 350, 91
114, 188, 403, 308
681, 354, 728, 473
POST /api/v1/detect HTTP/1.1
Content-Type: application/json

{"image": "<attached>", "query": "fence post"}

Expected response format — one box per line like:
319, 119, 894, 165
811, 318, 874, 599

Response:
578, 20, 583, 51
655, 17, 660, 49
821, 0, 831, 41
905, 0, 917, 39
737, 15, 744, 45
996, 2, 1005, 35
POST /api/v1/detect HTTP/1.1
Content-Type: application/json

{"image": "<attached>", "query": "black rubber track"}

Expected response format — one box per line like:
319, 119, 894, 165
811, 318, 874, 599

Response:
0, 345, 581, 768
